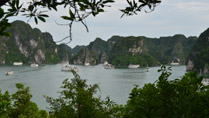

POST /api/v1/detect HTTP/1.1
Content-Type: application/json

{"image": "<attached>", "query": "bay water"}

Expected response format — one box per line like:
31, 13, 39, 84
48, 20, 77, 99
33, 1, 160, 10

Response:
0, 64, 186, 110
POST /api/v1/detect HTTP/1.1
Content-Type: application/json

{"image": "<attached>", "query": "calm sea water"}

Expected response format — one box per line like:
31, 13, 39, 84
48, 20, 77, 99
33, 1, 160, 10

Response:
0, 64, 186, 110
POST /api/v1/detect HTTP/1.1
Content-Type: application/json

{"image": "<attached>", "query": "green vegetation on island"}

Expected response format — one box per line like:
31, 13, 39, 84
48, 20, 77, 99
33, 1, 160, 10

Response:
109, 36, 159, 66
0, 20, 198, 67
187, 28, 209, 74
71, 35, 196, 67
0, 21, 72, 65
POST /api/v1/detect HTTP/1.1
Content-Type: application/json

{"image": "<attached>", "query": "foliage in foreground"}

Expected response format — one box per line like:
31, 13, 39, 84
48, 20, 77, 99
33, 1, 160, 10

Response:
45, 71, 121, 118
0, 0, 161, 39
1, 66, 209, 118
124, 66, 209, 118
0, 83, 47, 118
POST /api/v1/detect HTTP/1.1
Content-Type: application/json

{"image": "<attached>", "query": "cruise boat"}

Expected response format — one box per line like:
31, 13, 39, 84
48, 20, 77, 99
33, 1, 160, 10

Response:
103, 61, 108, 65
61, 64, 78, 72
13, 62, 23, 66
104, 64, 114, 69
5, 71, 13, 75
84, 62, 90, 66
31, 63, 39, 67
128, 64, 140, 68
170, 61, 180, 66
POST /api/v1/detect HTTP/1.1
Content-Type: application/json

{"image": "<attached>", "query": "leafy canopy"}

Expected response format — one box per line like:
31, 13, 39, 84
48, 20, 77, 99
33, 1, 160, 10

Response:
0, 83, 48, 118
123, 66, 209, 118
45, 70, 121, 118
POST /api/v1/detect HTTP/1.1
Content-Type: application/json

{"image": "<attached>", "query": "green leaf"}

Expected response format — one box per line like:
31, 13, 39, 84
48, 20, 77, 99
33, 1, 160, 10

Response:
1, 32, 12, 37
5, 13, 15, 18
29, 5, 34, 11
80, 0, 90, 4
0, 8, 4, 18
61, 16, 73, 21
16, 0, 19, 8
34, 17, 38, 24
98, 9, 104, 12
38, 17, 46, 22
16, 83, 24, 89
39, 14, 49, 17
69, 9, 75, 19
102, 0, 115, 4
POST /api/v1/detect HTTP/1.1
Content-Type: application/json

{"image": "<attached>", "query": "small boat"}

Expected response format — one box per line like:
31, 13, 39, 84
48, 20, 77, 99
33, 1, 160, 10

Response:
104, 64, 114, 69
84, 62, 90, 66
31, 63, 39, 67
5, 71, 13, 75
61, 65, 79, 72
128, 64, 140, 69
13, 62, 23, 66
146, 67, 149, 72
202, 78, 209, 86
170, 61, 180, 66
145, 64, 149, 72
104, 61, 108, 65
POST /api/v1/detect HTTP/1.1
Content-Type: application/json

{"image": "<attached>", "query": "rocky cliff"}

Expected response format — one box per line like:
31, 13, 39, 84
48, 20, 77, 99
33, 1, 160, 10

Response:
71, 38, 112, 65
0, 20, 72, 64
57, 44, 72, 62
187, 28, 209, 74
71, 34, 196, 66
72, 48, 99, 65
72, 45, 86, 55
87, 38, 110, 63
143, 34, 197, 64
108, 36, 159, 66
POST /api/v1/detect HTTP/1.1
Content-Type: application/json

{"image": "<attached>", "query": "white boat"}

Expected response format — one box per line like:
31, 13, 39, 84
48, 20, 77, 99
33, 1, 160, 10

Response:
104, 61, 108, 65
170, 62, 180, 66
104, 64, 114, 69
61, 65, 78, 72
13, 62, 23, 66
128, 64, 140, 68
84, 62, 90, 66
202, 78, 209, 86
146, 66, 149, 72
5, 71, 13, 75
31, 63, 39, 67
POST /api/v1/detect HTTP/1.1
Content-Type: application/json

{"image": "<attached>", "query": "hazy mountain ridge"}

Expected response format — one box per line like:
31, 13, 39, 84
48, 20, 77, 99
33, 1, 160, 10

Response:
0, 20, 198, 67
72, 35, 196, 66
144, 34, 197, 64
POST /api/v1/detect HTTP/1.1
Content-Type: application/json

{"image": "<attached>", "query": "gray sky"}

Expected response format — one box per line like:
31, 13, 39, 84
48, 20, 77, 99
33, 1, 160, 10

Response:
10, 0, 209, 48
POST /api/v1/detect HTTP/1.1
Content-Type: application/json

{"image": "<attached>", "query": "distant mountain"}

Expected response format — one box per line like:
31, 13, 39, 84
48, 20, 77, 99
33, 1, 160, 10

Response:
144, 34, 197, 64
72, 48, 99, 65
71, 35, 196, 66
57, 44, 72, 62
87, 38, 111, 63
108, 36, 159, 66
0, 20, 196, 67
87, 38, 108, 53
72, 45, 86, 55
0, 20, 72, 64
187, 28, 209, 74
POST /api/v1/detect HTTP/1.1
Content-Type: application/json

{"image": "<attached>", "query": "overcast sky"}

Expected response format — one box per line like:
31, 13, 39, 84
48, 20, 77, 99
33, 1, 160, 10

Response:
10, 0, 209, 48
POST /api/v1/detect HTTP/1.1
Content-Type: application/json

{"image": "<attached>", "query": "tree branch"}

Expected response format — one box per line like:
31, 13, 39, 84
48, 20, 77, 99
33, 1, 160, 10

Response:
0, 0, 10, 7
